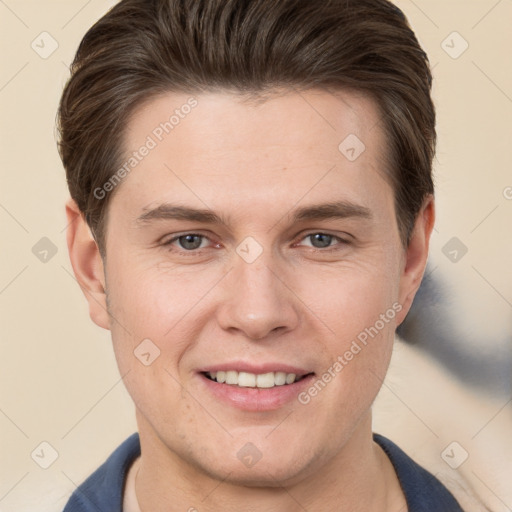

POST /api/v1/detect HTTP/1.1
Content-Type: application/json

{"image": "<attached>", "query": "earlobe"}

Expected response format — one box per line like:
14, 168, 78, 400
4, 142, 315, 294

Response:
65, 198, 111, 330
396, 195, 435, 325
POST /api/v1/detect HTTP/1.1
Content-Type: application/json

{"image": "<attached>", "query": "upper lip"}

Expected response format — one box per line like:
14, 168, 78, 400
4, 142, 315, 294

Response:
198, 361, 313, 377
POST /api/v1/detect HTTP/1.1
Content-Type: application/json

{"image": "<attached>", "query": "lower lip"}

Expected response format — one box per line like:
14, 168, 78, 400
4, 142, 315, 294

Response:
198, 373, 315, 411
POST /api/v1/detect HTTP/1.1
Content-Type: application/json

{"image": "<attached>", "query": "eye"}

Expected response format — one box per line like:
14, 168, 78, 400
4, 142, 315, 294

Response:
298, 232, 349, 250
161, 231, 349, 254
164, 233, 210, 251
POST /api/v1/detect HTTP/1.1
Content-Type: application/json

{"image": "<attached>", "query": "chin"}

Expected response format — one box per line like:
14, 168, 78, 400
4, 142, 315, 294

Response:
208, 460, 310, 488
199, 443, 322, 488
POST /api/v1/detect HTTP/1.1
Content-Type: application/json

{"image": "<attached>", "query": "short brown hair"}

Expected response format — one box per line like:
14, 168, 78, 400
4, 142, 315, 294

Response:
57, 0, 435, 256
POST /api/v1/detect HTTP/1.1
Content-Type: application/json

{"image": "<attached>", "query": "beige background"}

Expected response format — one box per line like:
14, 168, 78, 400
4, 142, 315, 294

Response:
1, 1, 511, 511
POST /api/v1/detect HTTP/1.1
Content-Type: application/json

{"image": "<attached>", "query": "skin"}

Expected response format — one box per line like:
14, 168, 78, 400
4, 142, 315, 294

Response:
66, 88, 434, 512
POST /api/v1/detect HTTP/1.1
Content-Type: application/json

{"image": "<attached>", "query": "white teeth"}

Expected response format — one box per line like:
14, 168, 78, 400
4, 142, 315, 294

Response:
225, 370, 238, 385
274, 372, 286, 385
256, 372, 275, 388
285, 373, 296, 384
238, 372, 256, 387
206, 370, 303, 388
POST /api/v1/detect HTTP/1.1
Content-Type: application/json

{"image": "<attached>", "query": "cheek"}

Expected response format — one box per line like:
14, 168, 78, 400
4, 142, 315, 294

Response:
302, 258, 401, 334
105, 259, 229, 406
299, 263, 400, 397
107, 257, 217, 334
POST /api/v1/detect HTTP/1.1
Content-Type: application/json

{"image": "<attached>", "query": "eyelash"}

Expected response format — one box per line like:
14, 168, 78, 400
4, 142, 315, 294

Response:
161, 232, 350, 254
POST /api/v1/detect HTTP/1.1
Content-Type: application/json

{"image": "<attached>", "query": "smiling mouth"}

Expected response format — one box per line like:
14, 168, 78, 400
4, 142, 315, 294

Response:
202, 370, 314, 389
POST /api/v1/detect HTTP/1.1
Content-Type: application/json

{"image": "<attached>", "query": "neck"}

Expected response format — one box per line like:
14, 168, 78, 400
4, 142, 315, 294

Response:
133, 411, 405, 512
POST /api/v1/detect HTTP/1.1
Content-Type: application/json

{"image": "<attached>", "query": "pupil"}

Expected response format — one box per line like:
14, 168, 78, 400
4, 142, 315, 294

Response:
180, 235, 202, 250
311, 233, 332, 248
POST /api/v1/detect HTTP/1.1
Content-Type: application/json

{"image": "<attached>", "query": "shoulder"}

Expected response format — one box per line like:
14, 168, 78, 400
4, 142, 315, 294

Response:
62, 433, 141, 512
373, 433, 465, 512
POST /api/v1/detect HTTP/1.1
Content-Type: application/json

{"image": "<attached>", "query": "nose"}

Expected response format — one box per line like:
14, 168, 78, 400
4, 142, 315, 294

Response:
216, 251, 300, 341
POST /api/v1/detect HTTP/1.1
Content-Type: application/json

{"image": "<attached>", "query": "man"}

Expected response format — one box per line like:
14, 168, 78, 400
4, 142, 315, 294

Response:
58, 0, 465, 510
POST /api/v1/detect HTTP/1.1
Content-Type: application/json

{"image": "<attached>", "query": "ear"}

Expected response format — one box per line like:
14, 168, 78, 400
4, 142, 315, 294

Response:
396, 195, 435, 326
65, 198, 110, 330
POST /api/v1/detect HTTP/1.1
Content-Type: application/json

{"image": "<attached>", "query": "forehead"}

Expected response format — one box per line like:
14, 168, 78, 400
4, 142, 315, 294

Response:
126, 88, 383, 156
112, 88, 393, 227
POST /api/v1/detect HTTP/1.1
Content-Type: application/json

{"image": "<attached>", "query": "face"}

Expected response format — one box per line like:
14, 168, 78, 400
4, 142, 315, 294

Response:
69, 88, 432, 486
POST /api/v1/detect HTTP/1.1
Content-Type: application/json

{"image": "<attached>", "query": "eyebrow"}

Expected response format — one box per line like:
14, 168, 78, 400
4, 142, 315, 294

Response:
135, 200, 372, 227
